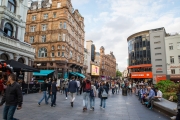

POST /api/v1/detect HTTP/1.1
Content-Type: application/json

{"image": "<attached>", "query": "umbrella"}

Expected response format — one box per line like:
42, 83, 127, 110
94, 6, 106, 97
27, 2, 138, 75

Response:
3, 60, 39, 72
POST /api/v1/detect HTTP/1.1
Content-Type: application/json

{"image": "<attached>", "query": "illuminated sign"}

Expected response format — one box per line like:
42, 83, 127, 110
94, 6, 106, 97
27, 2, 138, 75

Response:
131, 72, 153, 78
91, 65, 99, 76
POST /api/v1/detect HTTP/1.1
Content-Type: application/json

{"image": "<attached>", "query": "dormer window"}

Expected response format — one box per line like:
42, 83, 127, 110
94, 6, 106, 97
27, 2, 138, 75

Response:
8, 0, 16, 13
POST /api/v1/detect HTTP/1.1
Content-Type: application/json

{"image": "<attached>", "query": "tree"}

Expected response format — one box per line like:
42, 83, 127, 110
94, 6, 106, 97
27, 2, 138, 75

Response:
116, 70, 122, 77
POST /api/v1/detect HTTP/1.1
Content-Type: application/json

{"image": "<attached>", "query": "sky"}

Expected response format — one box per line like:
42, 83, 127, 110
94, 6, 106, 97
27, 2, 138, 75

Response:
71, 0, 180, 72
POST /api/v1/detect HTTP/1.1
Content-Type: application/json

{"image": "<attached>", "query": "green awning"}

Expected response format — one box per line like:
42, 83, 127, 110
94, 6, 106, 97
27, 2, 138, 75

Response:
70, 72, 77, 76
74, 72, 85, 78
33, 70, 54, 76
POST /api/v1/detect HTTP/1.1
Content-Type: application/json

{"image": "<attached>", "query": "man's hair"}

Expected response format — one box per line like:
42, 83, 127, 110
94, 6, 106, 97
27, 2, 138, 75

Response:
155, 87, 159, 90
9, 74, 16, 81
71, 76, 75, 79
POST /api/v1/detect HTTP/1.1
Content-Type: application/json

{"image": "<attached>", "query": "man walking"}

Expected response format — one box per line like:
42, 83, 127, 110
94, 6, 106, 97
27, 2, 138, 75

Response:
76, 78, 80, 95
82, 78, 91, 111
38, 79, 48, 106
68, 76, 78, 107
0, 74, 23, 120
51, 79, 58, 107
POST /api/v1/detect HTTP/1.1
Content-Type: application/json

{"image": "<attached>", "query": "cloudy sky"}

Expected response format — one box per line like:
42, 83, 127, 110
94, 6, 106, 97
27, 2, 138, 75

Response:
71, 0, 180, 71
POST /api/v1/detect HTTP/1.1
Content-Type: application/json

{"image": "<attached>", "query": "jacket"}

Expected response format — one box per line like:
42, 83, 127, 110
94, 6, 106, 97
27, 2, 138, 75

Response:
68, 80, 78, 93
51, 82, 57, 92
98, 85, 108, 99
0, 82, 23, 107
41, 82, 47, 91
177, 93, 180, 109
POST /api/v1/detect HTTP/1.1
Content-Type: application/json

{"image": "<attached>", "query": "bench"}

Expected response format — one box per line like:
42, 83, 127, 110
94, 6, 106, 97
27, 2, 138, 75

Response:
153, 98, 177, 116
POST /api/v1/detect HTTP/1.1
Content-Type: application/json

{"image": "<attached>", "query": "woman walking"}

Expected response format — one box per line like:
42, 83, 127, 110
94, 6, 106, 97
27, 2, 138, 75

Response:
99, 82, 108, 109
64, 80, 69, 100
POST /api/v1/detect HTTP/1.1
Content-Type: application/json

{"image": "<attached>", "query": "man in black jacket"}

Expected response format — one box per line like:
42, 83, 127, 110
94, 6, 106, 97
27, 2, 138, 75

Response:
0, 74, 23, 120
38, 79, 48, 106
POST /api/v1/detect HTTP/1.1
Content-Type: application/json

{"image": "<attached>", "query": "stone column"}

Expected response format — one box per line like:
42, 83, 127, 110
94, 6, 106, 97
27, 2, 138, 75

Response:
27, 58, 32, 83
14, 54, 18, 61
15, 26, 18, 39
0, 19, 4, 30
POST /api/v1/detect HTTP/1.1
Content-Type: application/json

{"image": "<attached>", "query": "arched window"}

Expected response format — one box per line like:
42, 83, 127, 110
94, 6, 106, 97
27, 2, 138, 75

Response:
18, 57, 24, 63
8, 0, 16, 13
52, 46, 54, 50
4, 23, 13, 37
38, 48, 47, 57
0, 54, 9, 61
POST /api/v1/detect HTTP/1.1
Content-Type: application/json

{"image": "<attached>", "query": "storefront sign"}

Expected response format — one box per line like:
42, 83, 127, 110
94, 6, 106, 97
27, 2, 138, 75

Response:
170, 74, 180, 79
156, 75, 166, 83
170, 65, 180, 68
131, 72, 153, 78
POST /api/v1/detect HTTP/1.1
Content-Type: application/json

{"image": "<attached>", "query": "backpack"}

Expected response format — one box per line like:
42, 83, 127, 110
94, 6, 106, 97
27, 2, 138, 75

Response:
85, 80, 91, 92
101, 88, 108, 98
90, 89, 95, 97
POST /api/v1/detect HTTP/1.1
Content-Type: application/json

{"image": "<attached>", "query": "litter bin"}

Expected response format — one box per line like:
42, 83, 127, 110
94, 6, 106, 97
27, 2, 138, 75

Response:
122, 88, 127, 96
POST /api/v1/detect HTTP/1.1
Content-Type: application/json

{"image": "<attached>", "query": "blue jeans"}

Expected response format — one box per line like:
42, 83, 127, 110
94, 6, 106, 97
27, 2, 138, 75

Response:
38, 91, 48, 104
83, 92, 90, 108
64, 88, 68, 97
100, 98, 106, 108
51, 92, 57, 106
112, 88, 115, 94
47, 91, 52, 103
3, 105, 17, 120
90, 96, 95, 108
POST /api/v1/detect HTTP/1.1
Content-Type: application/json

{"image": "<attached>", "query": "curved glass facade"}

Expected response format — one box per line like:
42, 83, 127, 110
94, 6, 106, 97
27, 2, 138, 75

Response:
128, 35, 151, 66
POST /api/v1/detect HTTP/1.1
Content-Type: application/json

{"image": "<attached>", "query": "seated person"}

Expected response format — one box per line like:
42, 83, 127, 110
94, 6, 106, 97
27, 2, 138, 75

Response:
149, 87, 162, 109
145, 87, 155, 106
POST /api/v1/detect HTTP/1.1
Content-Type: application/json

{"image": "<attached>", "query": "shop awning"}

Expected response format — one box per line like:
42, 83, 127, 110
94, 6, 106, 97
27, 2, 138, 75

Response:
69, 72, 85, 78
33, 70, 54, 76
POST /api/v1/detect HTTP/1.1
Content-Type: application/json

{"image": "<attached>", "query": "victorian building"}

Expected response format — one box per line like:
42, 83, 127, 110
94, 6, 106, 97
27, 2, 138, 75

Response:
100, 46, 116, 80
25, 0, 85, 79
0, 0, 35, 82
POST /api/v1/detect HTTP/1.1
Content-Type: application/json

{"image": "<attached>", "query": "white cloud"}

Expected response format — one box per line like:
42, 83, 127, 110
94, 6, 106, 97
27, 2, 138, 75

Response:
85, 0, 180, 71
71, 0, 90, 6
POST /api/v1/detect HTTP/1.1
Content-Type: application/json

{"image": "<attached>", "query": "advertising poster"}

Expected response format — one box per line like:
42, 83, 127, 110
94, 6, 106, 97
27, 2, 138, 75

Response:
91, 65, 99, 76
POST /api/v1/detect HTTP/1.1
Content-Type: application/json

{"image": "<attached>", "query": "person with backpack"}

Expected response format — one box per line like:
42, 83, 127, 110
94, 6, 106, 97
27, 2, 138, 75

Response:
82, 78, 91, 111
90, 81, 96, 111
99, 82, 108, 109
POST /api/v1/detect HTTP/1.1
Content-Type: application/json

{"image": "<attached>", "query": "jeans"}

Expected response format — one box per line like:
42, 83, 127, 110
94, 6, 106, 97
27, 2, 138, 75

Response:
39, 91, 48, 104
3, 105, 17, 120
64, 88, 68, 97
90, 96, 95, 108
100, 98, 106, 108
150, 97, 160, 108
77, 87, 79, 95
51, 92, 57, 106
112, 88, 115, 94
47, 91, 52, 103
83, 92, 90, 108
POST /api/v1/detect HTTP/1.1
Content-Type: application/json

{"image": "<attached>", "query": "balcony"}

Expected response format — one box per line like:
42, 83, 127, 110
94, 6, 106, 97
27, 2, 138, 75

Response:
0, 33, 35, 58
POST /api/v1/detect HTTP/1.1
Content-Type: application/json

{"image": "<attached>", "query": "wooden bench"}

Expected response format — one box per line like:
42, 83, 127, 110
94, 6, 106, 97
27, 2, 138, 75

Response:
153, 98, 177, 116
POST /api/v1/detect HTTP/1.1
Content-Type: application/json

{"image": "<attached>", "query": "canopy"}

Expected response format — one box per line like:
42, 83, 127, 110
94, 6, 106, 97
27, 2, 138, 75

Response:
33, 70, 54, 76
3, 60, 39, 72
70, 72, 85, 78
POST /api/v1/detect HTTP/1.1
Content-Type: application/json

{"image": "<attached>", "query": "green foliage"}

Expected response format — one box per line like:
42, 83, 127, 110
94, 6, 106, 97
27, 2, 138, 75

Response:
116, 70, 122, 77
155, 80, 176, 93
163, 92, 177, 102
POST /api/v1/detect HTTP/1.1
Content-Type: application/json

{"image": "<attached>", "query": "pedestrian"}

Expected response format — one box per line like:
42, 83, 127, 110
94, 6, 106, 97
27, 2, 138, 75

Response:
111, 82, 115, 94
68, 76, 78, 107
64, 80, 69, 100
0, 77, 4, 96
38, 79, 48, 106
82, 78, 91, 111
76, 78, 80, 95
51, 79, 58, 107
90, 81, 96, 111
99, 82, 108, 109
47, 79, 52, 103
106, 82, 110, 94
0, 74, 23, 120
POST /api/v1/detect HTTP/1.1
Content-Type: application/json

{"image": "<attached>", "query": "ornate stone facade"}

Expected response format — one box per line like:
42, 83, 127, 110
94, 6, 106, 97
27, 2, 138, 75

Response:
100, 46, 116, 79
25, 0, 85, 78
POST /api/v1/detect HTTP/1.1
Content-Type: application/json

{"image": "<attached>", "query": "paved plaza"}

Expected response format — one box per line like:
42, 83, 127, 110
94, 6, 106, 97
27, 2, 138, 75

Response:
0, 91, 170, 120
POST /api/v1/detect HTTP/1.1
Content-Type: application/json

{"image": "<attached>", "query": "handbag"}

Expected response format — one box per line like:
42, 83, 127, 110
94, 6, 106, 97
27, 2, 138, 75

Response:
101, 89, 108, 98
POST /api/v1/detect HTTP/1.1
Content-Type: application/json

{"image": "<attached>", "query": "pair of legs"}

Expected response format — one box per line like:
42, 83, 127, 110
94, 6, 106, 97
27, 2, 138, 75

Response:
64, 88, 68, 98
47, 90, 52, 103
70, 92, 76, 107
38, 91, 48, 104
3, 105, 17, 120
77, 87, 79, 95
112, 88, 115, 94
90, 96, 95, 109
100, 98, 106, 108
51, 92, 57, 106
83, 92, 90, 109
149, 97, 160, 109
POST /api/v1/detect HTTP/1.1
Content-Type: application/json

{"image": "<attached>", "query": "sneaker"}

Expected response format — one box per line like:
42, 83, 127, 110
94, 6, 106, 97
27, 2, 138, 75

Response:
66, 97, 67, 100
92, 107, 94, 111
170, 116, 176, 120
90, 108, 93, 111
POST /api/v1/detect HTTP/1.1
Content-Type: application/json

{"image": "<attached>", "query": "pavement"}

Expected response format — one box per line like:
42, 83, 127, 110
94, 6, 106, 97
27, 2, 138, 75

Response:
0, 90, 170, 120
